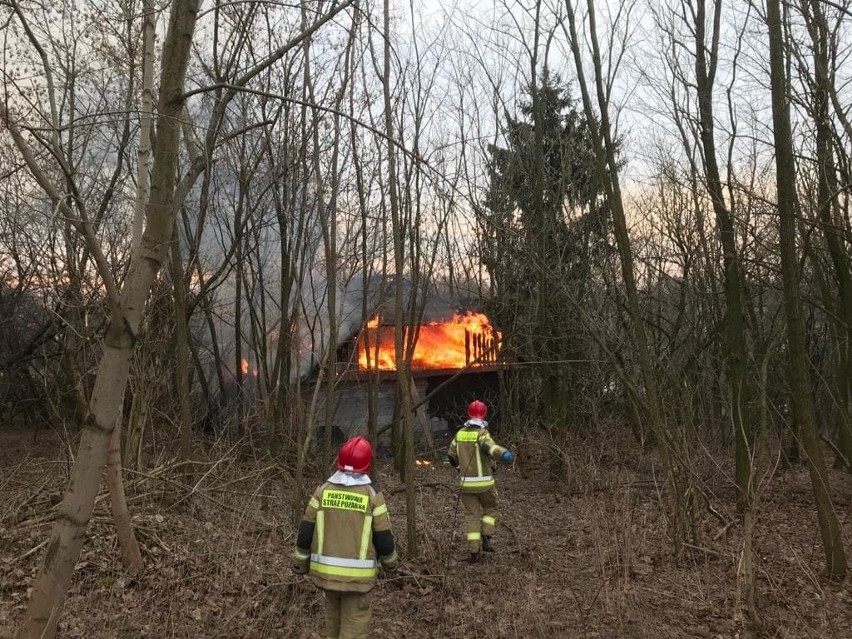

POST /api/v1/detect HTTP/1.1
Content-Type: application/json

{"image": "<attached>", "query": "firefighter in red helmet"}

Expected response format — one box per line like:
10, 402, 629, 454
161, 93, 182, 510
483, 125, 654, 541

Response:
293, 436, 398, 638
448, 400, 514, 562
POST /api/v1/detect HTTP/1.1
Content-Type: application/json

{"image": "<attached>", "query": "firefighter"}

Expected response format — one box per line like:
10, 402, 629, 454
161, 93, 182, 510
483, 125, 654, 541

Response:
293, 436, 398, 639
448, 399, 514, 563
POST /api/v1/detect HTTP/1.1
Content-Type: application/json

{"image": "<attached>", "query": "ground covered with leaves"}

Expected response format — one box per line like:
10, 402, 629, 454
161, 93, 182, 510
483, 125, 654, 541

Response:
1, 426, 851, 638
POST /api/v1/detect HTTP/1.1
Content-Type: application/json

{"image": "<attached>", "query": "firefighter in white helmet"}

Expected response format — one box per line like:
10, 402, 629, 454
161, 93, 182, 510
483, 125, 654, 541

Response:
448, 399, 514, 562
293, 436, 398, 638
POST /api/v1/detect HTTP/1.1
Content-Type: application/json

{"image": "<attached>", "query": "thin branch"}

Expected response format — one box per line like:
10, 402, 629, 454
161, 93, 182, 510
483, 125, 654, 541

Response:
0, 102, 122, 308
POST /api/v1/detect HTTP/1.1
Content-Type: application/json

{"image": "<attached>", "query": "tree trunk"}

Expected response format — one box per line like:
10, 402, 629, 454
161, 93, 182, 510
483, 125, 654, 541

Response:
382, 0, 417, 558
131, 0, 155, 256
766, 0, 847, 579
694, 0, 753, 514
410, 380, 438, 463
298, 1, 338, 459
565, 0, 692, 551
737, 331, 777, 629
171, 220, 193, 461
234, 200, 245, 440
15, 1, 200, 635
106, 405, 143, 576
293, 365, 328, 526
123, 375, 148, 470
122, 0, 157, 474
801, 0, 852, 469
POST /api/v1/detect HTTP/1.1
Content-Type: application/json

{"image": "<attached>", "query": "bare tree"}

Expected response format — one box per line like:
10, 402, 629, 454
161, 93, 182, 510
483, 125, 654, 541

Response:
563, 0, 699, 551
765, 0, 847, 579
6, 0, 201, 634
686, 0, 755, 514
791, 0, 852, 469
380, 0, 417, 557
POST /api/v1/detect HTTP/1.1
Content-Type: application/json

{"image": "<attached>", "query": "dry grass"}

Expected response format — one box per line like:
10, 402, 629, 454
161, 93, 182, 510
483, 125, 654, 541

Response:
1, 425, 851, 638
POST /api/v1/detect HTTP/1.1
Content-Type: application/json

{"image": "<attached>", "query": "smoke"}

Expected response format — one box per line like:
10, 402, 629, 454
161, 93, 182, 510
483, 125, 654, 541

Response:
290, 271, 386, 380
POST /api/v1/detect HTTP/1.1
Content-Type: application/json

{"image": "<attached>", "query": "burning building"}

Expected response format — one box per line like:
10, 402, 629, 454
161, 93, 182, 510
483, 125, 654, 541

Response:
313, 275, 503, 449
355, 310, 500, 372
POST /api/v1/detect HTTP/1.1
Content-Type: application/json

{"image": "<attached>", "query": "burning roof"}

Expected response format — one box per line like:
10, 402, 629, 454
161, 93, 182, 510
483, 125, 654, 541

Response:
356, 311, 501, 372
318, 274, 502, 378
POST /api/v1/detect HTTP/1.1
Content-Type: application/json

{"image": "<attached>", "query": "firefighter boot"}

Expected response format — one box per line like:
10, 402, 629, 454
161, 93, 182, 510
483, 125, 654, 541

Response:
481, 536, 495, 552
467, 551, 482, 564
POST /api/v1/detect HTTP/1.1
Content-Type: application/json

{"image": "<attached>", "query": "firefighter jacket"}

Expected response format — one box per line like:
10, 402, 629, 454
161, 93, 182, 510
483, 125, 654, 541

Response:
293, 472, 397, 593
447, 420, 509, 493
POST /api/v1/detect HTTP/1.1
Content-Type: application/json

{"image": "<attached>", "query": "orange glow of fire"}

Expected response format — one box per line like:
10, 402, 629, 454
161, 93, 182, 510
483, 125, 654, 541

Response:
241, 358, 259, 377
356, 312, 501, 371
415, 459, 432, 467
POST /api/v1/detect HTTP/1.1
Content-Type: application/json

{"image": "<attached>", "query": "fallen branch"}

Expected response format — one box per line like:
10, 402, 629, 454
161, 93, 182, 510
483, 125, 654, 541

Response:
383, 566, 445, 589
7, 538, 49, 565
2, 472, 57, 527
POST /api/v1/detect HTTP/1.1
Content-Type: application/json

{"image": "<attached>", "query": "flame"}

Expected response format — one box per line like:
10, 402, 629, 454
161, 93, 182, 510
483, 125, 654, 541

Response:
240, 358, 259, 377
357, 312, 501, 371
415, 459, 432, 467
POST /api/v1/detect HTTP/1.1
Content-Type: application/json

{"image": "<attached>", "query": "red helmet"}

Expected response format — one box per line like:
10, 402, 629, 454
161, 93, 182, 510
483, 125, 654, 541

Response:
337, 436, 373, 473
467, 400, 488, 420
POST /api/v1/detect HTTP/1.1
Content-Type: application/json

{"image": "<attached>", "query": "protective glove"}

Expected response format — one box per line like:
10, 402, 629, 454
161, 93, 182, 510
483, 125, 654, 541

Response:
502, 450, 514, 462
292, 549, 310, 575
380, 551, 399, 572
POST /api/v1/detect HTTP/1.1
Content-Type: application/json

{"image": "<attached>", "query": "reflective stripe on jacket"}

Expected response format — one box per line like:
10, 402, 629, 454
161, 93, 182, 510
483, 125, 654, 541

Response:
448, 426, 508, 493
298, 481, 394, 592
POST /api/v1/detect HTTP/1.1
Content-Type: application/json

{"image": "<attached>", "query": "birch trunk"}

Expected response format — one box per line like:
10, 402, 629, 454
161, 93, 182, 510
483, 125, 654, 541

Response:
102, 0, 157, 574
15, 1, 200, 635
106, 405, 143, 576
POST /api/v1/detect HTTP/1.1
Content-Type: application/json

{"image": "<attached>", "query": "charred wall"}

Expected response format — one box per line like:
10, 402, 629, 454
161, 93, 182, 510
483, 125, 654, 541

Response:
312, 370, 500, 455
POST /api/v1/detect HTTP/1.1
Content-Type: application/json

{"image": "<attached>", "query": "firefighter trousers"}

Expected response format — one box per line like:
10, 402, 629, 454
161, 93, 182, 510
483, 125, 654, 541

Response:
461, 486, 498, 553
323, 589, 372, 639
